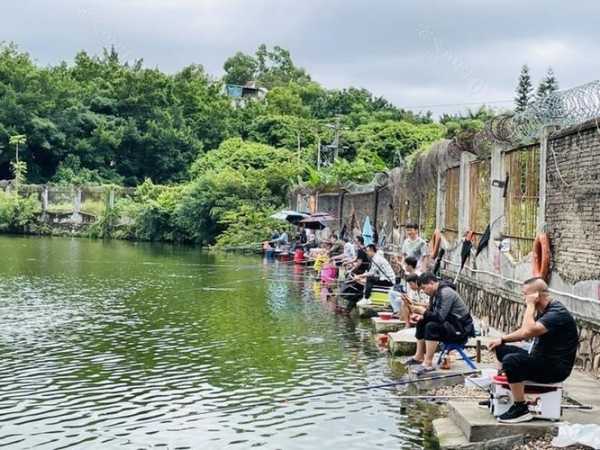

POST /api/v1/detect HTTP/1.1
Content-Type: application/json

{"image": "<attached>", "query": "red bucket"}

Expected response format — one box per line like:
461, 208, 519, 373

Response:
294, 248, 305, 264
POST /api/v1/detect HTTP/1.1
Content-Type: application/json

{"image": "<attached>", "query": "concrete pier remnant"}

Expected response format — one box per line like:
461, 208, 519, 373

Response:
388, 327, 418, 356
372, 317, 404, 333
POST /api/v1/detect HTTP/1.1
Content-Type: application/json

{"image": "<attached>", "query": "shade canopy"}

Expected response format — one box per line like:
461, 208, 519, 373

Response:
270, 210, 310, 224
299, 219, 327, 230
297, 212, 336, 230
308, 212, 336, 222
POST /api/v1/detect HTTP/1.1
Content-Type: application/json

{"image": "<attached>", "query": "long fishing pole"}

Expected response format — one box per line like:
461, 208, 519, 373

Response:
110, 370, 480, 431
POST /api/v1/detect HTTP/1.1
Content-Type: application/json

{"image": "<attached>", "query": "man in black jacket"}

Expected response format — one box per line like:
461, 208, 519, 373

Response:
405, 272, 474, 374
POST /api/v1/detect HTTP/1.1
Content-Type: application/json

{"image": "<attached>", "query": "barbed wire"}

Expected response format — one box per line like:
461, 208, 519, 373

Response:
487, 80, 600, 145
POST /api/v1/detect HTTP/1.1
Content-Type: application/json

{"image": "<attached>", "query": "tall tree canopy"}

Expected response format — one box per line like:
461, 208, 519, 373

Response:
515, 64, 533, 112
536, 67, 559, 101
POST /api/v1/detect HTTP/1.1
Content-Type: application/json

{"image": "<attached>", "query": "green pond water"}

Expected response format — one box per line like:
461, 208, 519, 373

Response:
0, 236, 437, 449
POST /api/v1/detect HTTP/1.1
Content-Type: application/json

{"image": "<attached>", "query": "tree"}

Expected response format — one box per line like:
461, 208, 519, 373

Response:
223, 52, 258, 85
9, 134, 26, 163
8, 134, 27, 186
254, 44, 311, 89
515, 65, 533, 112
265, 86, 308, 117
345, 121, 445, 167
536, 67, 559, 101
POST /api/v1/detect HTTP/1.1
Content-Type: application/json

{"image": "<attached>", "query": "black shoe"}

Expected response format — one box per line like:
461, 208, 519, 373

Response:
478, 399, 490, 409
497, 402, 532, 423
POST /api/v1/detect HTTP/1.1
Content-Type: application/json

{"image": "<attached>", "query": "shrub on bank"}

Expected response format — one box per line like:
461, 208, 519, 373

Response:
0, 191, 42, 233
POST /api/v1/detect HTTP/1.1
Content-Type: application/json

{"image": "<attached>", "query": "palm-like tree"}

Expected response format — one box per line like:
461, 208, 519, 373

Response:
9, 134, 26, 163
8, 134, 27, 186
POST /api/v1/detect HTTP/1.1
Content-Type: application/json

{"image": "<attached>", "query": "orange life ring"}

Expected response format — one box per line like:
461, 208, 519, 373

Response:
532, 233, 551, 281
429, 229, 442, 258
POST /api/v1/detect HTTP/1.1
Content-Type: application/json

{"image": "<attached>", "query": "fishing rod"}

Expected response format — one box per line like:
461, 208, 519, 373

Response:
110, 370, 480, 430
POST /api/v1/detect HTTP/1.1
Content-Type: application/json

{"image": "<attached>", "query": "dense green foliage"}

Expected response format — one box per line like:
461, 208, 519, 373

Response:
0, 42, 495, 245
536, 67, 559, 101
0, 191, 41, 233
515, 64, 533, 112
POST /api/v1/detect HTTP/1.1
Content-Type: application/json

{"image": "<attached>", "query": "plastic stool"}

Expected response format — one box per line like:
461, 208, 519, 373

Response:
436, 342, 477, 370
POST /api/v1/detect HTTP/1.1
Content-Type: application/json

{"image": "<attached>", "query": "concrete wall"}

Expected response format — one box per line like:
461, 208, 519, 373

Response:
293, 118, 600, 375
0, 183, 135, 229
546, 120, 600, 283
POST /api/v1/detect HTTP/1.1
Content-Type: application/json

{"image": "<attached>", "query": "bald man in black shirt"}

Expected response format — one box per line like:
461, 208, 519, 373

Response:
487, 277, 578, 423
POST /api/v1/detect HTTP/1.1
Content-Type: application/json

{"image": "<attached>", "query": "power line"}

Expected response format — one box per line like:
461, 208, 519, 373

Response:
404, 99, 514, 110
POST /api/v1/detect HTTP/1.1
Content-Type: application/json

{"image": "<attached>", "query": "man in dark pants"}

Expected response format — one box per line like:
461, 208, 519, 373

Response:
406, 273, 474, 374
353, 244, 396, 300
487, 277, 578, 423
340, 236, 370, 311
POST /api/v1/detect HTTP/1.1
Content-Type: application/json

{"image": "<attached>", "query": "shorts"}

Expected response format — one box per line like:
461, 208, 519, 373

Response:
494, 344, 570, 384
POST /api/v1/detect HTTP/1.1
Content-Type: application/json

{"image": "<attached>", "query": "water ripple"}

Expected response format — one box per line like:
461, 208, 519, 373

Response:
0, 236, 431, 449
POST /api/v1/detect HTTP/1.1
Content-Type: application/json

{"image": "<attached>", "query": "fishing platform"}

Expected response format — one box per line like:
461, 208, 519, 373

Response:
433, 368, 600, 449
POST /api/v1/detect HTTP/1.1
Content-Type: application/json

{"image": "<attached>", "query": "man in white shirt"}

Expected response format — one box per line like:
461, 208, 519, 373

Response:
332, 237, 356, 264
354, 244, 396, 300
401, 223, 430, 271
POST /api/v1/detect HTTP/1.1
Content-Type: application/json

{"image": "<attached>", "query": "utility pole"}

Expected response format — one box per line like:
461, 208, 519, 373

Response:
323, 116, 345, 165
317, 137, 322, 169
332, 116, 341, 160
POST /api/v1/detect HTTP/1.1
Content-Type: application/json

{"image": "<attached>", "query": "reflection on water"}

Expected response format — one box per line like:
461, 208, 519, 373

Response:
0, 236, 434, 449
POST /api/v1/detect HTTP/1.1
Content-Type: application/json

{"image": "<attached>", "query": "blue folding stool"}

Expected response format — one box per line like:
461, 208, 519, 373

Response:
436, 342, 477, 370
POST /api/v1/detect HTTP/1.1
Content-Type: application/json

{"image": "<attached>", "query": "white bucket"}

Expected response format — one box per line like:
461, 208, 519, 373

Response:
464, 368, 496, 390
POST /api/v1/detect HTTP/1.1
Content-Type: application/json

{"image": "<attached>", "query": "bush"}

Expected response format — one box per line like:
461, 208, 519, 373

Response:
215, 205, 280, 247
0, 191, 42, 233
107, 180, 186, 242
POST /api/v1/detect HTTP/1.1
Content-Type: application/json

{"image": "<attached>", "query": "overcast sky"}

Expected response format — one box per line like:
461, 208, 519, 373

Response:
2, 0, 600, 116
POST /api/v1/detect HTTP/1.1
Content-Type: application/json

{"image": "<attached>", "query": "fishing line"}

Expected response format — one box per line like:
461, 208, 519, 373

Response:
109, 371, 479, 431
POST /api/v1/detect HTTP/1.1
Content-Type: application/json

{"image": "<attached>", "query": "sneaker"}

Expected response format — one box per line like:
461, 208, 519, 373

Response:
497, 402, 532, 423
478, 399, 490, 409
356, 298, 371, 307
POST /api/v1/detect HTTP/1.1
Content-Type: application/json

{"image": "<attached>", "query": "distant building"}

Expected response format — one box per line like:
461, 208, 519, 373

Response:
225, 81, 268, 106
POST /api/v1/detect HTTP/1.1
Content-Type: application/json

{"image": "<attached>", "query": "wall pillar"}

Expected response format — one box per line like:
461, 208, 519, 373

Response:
489, 145, 505, 269
458, 152, 476, 236
435, 169, 443, 231
41, 186, 48, 212
108, 189, 115, 209
537, 126, 552, 233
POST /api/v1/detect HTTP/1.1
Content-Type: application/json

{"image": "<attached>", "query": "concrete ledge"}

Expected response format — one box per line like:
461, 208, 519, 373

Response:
433, 417, 468, 449
388, 327, 417, 356
447, 401, 554, 442
357, 304, 386, 317
372, 317, 404, 333
433, 417, 525, 450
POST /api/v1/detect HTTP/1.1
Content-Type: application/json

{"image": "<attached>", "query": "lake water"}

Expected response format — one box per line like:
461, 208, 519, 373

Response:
0, 236, 436, 449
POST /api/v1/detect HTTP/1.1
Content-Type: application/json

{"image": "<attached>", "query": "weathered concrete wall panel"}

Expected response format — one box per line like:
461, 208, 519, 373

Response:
547, 122, 600, 283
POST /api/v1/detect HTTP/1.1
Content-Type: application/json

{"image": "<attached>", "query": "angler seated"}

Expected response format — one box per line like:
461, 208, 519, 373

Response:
353, 244, 396, 303
486, 277, 578, 424
390, 273, 429, 325
406, 273, 474, 375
